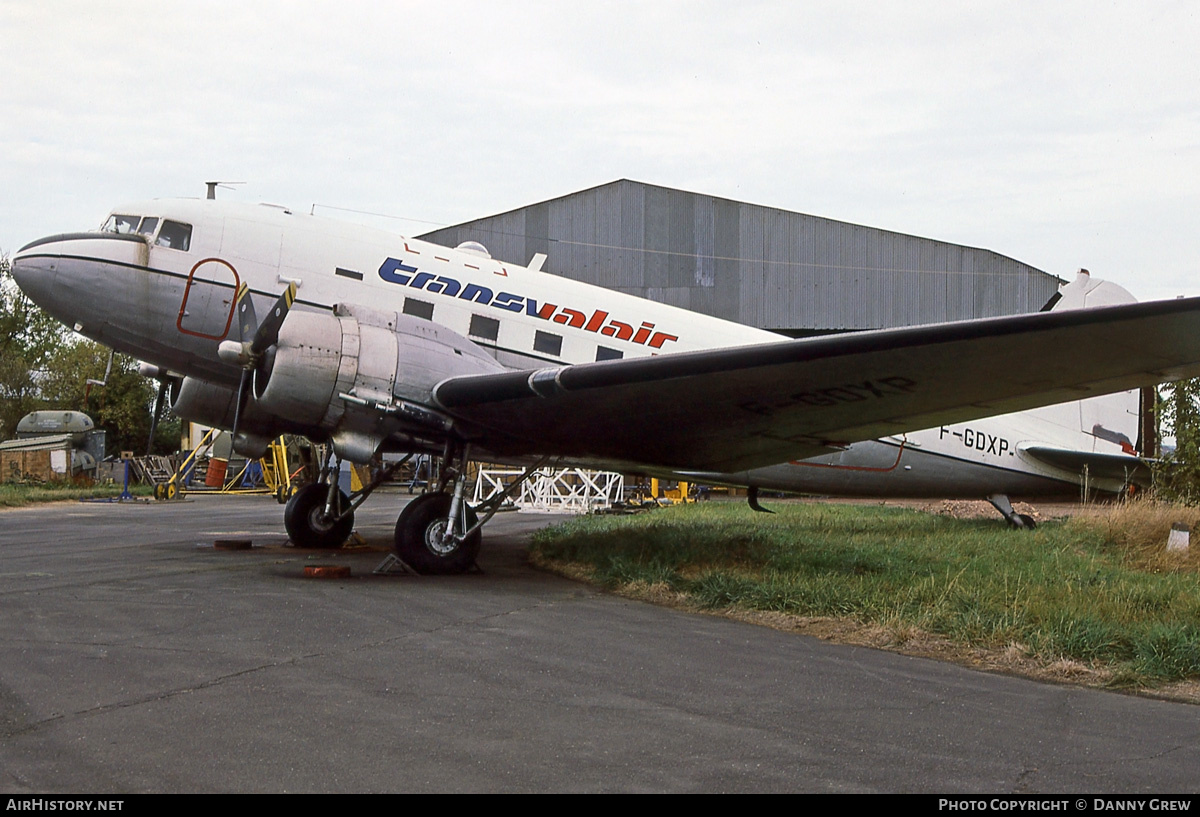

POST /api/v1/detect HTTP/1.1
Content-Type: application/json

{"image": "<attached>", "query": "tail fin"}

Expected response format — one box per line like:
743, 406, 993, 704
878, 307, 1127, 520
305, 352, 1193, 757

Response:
1043, 270, 1142, 456
1045, 268, 1137, 312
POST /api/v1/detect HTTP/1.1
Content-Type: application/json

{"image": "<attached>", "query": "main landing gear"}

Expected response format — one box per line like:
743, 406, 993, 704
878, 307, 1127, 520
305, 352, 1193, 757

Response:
391, 446, 548, 574
283, 444, 549, 575
394, 486, 481, 574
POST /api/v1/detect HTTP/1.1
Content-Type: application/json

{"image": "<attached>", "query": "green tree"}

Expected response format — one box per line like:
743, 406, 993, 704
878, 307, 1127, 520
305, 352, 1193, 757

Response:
37, 342, 161, 456
0, 255, 71, 439
1154, 377, 1200, 502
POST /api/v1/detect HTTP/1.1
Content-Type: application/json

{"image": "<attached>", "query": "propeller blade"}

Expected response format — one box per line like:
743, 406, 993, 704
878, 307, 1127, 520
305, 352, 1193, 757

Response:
230, 368, 250, 444
226, 283, 293, 443
251, 281, 296, 355
234, 282, 258, 344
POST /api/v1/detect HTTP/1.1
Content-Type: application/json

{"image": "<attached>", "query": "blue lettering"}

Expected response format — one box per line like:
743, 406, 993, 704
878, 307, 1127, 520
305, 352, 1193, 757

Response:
526, 298, 556, 319
427, 276, 462, 297
378, 258, 417, 285
460, 283, 494, 304
409, 271, 436, 290
375, 257, 678, 348
492, 292, 525, 312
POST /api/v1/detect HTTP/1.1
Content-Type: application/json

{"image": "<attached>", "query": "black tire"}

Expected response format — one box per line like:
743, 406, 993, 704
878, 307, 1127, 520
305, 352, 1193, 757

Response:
284, 483, 353, 549
394, 493, 481, 575
1016, 513, 1037, 530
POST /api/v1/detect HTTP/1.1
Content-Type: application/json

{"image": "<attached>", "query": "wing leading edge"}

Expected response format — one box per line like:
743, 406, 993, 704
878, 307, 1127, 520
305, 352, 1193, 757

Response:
432, 296, 1200, 472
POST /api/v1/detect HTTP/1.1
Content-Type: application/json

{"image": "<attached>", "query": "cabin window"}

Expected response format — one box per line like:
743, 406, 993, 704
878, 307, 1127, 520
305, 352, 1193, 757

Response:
534, 330, 562, 356
596, 346, 623, 361
155, 220, 192, 251
403, 298, 434, 320
469, 314, 499, 342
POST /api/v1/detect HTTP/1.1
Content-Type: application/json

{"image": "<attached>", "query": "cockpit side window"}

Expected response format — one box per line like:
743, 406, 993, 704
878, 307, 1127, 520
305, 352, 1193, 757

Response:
136, 217, 159, 237
156, 220, 192, 251
103, 214, 141, 234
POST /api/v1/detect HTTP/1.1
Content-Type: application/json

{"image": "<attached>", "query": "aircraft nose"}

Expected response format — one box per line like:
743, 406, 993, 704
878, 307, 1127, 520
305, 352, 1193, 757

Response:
9, 249, 58, 310
11, 229, 145, 321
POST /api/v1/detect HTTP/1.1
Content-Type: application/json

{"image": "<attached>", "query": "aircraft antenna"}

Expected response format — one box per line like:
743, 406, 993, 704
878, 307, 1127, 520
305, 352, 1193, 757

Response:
205, 181, 246, 200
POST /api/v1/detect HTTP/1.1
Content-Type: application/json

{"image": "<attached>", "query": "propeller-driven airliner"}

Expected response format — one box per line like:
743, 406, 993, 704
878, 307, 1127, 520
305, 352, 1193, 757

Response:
12, 196, 1200, 571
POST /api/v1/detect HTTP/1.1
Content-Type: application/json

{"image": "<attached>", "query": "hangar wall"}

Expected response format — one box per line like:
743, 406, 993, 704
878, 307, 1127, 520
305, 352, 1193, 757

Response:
419, 179, 1062, 335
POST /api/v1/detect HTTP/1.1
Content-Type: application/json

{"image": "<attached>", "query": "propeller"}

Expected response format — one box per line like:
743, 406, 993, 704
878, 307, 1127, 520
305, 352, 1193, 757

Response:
218, 282, 297, 444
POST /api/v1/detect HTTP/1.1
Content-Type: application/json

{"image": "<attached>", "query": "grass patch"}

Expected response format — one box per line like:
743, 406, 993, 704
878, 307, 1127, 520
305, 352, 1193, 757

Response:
0, 482, 151, 507
530, 501, 1200, 690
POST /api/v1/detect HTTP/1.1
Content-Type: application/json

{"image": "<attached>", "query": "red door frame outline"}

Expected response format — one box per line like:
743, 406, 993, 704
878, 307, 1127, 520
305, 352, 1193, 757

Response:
177, 257, 240, 340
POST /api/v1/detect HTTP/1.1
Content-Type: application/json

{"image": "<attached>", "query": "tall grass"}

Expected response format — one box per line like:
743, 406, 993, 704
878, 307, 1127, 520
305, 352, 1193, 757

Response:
530, 501, 1200, 687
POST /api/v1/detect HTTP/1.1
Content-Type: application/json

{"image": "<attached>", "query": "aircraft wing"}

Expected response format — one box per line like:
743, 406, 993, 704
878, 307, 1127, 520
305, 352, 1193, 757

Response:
433, 296, 1200, 472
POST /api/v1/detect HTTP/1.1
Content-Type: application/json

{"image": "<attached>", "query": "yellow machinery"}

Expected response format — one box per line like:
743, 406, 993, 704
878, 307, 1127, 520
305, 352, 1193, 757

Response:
648, 478, 694, 504
154, 431, 299, 501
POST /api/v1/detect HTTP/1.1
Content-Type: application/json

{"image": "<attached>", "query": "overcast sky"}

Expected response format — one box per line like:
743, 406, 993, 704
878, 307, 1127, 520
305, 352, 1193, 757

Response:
2, 1, 1197, 301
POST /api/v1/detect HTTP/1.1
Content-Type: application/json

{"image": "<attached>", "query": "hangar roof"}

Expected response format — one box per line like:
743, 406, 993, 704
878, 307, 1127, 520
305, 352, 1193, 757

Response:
420, 179, 1062, 333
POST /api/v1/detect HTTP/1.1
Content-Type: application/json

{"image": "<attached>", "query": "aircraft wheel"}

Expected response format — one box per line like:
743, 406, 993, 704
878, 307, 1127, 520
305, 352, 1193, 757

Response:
394, 493, 481, 575
1004, 512, 1037, 530
284, 483, 353, 549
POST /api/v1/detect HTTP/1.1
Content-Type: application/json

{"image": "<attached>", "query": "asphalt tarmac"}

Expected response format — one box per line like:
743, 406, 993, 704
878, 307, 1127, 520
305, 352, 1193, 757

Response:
1, 492, 1198, 793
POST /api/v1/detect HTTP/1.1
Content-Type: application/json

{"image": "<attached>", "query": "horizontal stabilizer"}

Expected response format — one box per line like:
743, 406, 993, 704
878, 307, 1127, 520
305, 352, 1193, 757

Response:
1019, 445, 1152, 486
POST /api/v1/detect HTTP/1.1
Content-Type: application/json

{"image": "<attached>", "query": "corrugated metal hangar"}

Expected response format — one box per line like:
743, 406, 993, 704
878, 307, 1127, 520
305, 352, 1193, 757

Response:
419, 179, 1062, 337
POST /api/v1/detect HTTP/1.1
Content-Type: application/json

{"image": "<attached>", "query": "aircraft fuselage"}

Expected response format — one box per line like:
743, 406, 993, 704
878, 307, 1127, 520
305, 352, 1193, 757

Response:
12, 197, 1144, 501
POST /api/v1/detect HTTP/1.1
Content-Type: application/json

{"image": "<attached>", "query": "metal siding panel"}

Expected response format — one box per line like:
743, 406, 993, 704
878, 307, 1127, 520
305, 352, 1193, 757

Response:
643, 185, 670, 293
796, 215, 817, 327
647, 286, 692, 310
762, 209, 791, 329
693, 195, 715, 288
667, 190, 695, 289
712, 198, 741, 323
595, 184, 624, 289
739, 205, 766, 326
547, 200, 571, 278
689, 285, 715, 317
618, 181, 645, 290
525, 204, 550, 272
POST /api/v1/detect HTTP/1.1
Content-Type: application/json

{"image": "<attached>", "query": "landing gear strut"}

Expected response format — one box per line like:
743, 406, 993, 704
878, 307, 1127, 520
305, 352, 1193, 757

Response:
280, 439, 549, 572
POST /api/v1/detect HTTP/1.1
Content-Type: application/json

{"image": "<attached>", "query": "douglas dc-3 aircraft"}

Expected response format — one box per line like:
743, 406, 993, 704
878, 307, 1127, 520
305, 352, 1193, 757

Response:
12, 197, 1200, 572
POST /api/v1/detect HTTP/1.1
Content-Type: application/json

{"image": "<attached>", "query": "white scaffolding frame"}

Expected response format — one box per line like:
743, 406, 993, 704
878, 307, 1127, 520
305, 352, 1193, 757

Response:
473, 467, 624, 514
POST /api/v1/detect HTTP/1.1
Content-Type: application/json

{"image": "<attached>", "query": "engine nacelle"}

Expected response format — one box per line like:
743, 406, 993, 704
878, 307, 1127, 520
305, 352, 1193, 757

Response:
170, 378, 278, 459
249, 303, 505, 461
